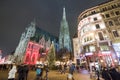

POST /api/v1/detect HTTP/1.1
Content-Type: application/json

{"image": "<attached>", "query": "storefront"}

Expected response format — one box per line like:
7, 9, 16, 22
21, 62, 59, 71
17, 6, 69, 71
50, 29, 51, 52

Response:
113, 43, 120, 65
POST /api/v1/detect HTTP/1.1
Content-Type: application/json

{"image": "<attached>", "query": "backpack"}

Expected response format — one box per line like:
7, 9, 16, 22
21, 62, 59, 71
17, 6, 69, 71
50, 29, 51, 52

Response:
36, 68, 41, 75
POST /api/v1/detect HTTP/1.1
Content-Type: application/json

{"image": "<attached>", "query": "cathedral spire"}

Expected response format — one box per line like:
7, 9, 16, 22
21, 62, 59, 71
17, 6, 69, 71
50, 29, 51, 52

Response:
59, 7, 72, 52
31, 18, 36, 27
63, 7, 66, 20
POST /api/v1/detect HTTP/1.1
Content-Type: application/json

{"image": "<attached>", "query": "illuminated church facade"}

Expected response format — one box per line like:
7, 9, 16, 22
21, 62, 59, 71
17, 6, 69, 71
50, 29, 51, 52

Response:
13, 20, 58, 64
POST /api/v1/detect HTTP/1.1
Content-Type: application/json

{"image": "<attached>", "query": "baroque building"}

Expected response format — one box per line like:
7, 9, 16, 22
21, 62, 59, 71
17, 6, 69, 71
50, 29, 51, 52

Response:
77, 0, 120, 68
59, 7, 72, 52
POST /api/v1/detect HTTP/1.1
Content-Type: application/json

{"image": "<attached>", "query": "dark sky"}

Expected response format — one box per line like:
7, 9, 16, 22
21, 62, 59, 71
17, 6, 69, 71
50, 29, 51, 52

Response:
0, 0, 108, 54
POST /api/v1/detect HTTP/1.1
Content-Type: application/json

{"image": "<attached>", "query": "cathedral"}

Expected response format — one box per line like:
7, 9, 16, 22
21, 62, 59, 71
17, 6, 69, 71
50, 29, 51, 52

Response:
13, 20, 58, 63
12, 7, 72, 64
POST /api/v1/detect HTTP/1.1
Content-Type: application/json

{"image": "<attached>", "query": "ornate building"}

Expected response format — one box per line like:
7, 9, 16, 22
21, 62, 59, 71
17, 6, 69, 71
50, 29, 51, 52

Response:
77, 0, 120, 68
59, 7, 72, 52
13, 20, 58, 63
24, 28, 58, 65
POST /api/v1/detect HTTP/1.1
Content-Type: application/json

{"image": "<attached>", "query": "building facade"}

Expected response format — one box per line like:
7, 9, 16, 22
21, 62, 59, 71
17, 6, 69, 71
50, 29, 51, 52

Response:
24, 32, 58, 65
77, 0, 120, 68
72, 34, 81, 65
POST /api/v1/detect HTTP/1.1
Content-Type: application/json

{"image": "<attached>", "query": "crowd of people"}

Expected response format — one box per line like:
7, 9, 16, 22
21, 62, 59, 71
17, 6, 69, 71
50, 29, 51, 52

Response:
0, 63, 48, 80
5, 62, 77, 80
90, 65, 120, 80
2, 62, 120, 80
101, 66, 120, 80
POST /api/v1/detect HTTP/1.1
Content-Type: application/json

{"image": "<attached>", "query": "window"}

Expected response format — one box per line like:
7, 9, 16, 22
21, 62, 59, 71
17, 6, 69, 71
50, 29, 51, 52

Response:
110, 11, 114, 16
100, 45, 109, 51
98, 32, 104, 40
91, 11, 96, 14
94, 17, 97, 21
105, 14, 110, 18
113, 30, 119, 37
90, 46, 95, 52
108, 21, 114, 26
84, 38, 86, 42
115, 11, 120, 15
83, 29, 85, 33
96, 24, 100, 29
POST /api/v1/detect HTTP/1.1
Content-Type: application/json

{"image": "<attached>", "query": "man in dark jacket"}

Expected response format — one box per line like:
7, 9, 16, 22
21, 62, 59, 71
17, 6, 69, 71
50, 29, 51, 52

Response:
17, 64, 26, 80
101, 67, 112, 80
109, 67, 120, 80
24, 64, 29, 80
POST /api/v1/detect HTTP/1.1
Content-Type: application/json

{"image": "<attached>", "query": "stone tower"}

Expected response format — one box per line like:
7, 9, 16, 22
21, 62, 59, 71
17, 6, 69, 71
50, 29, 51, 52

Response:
59, 7, 72, 52
14, 19, 36, 62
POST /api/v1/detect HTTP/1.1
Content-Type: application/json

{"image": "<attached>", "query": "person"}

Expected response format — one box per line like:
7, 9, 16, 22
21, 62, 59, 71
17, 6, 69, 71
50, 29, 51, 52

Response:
67, 63, 75, 80
61, 64, 65, 74
95, 69, 100, 80
109, 67, 120, 80
63, 63, 67, 73
44, 64, 49, 80
76, 65, 79, 73
58, 64, 62, 73
24, 64, 29, 80
35, 64, 43, 80
8, 63, 17, 80
17, 63, 26, 80
101, 67, 112, 80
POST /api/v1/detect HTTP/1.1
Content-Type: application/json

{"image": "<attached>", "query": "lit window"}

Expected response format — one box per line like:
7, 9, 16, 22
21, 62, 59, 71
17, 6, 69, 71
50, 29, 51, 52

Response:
113, 30, 119, 37
100, 45, 109, 51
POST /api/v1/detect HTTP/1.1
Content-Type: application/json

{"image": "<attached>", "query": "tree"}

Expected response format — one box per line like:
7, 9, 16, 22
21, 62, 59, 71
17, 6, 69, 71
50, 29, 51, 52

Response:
47, 41, 56, 69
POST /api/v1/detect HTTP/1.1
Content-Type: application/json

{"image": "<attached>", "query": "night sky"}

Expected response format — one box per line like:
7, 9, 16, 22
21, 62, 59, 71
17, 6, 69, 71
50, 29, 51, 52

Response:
0, 0, 108, 55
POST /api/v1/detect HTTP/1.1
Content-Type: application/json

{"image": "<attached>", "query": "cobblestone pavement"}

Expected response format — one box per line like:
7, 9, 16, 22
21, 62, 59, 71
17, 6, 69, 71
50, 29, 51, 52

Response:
0, 69, 91, 80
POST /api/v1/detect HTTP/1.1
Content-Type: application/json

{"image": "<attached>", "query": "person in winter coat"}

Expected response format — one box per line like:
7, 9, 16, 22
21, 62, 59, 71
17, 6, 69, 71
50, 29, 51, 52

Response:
109, 67, 120, 80
67, 63, 75, 80
24, 64, 29, 80
17, 63, 26, 80
101, 67, 112, 80
35, 65, 43, 80
8, 64, 17, 80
